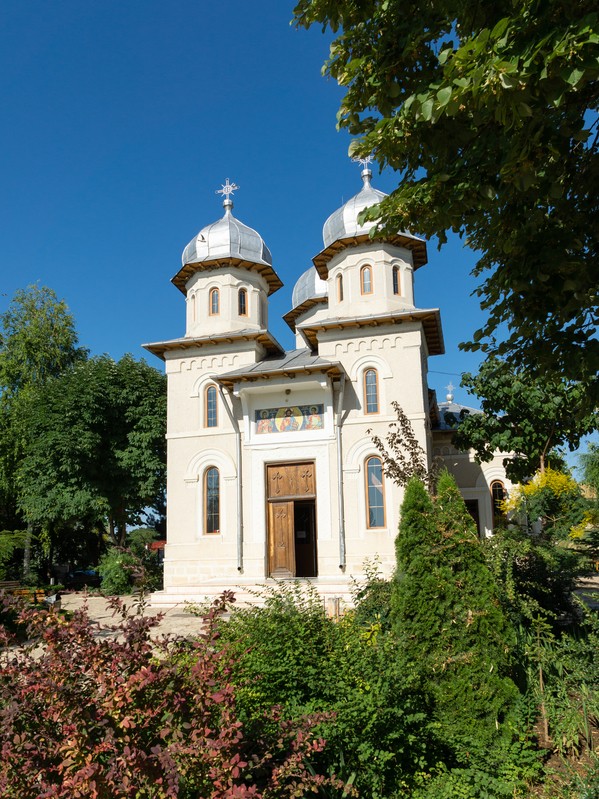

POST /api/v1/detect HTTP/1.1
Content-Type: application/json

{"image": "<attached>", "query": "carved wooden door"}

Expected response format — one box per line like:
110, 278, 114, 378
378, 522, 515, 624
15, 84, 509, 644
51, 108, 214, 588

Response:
266, 462, 316, 577
267, 501, 295, 578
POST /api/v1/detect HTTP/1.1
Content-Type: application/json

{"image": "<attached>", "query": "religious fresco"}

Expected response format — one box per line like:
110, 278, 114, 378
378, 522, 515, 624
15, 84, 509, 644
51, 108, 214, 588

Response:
255, 404, 324, 434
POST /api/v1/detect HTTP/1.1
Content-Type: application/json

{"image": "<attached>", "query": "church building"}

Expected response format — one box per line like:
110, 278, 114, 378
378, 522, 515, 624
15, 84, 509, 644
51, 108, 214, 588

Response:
144, 165, 511, 607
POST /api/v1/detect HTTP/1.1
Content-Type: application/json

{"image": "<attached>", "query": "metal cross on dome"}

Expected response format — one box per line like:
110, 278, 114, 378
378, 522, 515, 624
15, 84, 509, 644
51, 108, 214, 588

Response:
216, 178, 239, 201
352, 154, 374, 168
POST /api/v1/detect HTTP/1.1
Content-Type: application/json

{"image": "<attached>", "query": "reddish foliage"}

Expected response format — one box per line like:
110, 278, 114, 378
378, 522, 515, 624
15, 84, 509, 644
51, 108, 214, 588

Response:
0, 591, 345, 799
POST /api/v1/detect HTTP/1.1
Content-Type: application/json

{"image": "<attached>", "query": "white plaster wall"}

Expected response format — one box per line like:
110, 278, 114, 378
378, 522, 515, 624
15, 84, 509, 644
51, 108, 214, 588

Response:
326, 242, 416, 320
184, 267, 269, 337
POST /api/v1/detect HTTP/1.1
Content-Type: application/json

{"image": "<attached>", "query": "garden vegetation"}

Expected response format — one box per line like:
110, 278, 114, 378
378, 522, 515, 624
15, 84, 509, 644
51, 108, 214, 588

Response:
1, 467, 598, 797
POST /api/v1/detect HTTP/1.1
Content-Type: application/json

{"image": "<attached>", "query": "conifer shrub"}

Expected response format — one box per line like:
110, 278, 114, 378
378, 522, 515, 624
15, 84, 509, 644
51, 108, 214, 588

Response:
393, 472, 520, 764
0, 592, 345, 799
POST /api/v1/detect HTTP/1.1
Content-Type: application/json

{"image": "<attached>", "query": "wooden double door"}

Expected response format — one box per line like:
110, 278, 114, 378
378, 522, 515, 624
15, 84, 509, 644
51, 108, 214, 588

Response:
266, 462, 318, 578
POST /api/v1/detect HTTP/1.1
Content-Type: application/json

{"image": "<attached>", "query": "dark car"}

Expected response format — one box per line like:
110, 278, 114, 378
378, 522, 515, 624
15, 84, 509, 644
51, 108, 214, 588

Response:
64, 569, 102, 589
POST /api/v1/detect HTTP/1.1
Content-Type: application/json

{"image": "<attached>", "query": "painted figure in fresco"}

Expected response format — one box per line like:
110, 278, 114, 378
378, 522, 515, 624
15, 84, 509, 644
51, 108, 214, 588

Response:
257, 410, 274, 434
279, 407, 299, 432
305, 406, 323, 430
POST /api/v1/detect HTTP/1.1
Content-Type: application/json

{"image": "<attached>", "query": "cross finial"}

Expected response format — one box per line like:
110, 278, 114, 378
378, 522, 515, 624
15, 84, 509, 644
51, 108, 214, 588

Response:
352, 154, 374, 168
352, 154, 374, 187
216, 178, 239, 209
446, 382, 455, 402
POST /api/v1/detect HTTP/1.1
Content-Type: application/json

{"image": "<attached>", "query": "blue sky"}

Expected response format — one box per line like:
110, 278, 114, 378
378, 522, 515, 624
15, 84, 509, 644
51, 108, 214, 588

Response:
0, 1, 527, 411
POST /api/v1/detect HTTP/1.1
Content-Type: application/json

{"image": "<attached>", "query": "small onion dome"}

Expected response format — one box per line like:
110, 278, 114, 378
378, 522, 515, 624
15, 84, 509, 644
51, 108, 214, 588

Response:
322, 168, 387, 249
314, 168, 427, 278
182, 197, 272, 267
283, 267, 328, 332
292, 267, 328, 308
173, 195, 282, 295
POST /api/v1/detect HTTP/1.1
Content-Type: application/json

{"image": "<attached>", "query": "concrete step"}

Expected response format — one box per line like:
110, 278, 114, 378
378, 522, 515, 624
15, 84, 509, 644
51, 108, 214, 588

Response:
150, 577, 356, 616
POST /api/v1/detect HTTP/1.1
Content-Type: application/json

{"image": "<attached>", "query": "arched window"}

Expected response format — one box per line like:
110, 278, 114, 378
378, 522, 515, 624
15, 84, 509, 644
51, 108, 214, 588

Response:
363, 368, 379, 414
190, 292, 197, 322
392, 266, 400, 295
365, 456, 385, 528
204, 467, 220, 534
205, 385, 218, 428
260, 296, 267, 328
238, 288, 247, 316
209, 288, 219, 316
491, 481, 506, 528
360, 265, 373, 295
336, 274, 344, 302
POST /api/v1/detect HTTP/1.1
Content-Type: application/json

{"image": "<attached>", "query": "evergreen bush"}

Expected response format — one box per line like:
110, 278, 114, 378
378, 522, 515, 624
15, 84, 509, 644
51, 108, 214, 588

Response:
393, 472, 519, 763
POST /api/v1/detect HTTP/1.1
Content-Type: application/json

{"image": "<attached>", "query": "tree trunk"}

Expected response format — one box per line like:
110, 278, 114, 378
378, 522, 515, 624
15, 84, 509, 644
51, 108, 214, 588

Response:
22, 523, 33, 582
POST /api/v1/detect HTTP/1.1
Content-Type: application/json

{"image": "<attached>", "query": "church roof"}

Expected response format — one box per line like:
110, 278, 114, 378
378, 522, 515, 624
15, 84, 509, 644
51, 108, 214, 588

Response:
216, 349, 342, 389
142, 329, 285, 360
297, 308, 445, 355
434, 400, 481, 430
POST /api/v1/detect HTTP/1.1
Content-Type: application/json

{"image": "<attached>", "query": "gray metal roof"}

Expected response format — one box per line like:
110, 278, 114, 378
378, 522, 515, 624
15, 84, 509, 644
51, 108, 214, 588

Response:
142, 328, 285, 361
323, 169, 388, 248
434, 401, 481, 430
216, 349, 342, 384
182, 198, 272, 268
291, 266, 328, 309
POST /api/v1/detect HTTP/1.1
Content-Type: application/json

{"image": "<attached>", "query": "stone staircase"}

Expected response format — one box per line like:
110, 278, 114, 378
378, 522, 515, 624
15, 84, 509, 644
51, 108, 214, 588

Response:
150, 576, 356, 616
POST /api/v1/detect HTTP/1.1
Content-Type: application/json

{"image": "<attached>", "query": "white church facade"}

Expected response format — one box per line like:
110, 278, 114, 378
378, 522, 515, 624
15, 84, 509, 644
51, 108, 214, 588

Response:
145, 168, 511, 607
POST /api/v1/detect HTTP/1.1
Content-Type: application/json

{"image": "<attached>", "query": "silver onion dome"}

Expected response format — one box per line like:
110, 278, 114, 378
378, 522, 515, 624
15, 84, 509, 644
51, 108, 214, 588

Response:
322, 168, 387, 249
291, 267, 328, 308
182, 196, 272, 267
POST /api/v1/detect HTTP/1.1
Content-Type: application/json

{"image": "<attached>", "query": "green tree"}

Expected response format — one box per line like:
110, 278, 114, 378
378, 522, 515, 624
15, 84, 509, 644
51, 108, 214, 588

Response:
293, 1, 599, 406
453, 357, 598, 481
393, 473, 518, 760
16, 354, 167, 550
0, 285, 86, 576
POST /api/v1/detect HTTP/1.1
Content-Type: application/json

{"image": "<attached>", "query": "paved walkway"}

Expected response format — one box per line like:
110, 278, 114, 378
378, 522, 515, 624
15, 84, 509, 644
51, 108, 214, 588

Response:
60, 592, 208, 638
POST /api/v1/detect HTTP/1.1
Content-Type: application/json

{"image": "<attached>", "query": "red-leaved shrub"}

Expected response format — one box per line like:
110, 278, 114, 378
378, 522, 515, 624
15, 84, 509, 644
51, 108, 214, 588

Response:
0, 592, 346, 799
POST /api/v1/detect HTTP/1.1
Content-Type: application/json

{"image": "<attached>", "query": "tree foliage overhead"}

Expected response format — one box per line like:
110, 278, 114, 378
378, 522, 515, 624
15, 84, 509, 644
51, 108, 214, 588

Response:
294, 1, 599, 397
453, 357, 598, 480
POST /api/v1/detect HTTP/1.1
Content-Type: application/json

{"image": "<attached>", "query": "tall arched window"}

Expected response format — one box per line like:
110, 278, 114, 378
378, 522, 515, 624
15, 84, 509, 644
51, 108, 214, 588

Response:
209, 288, 219, 316
205, 385, 218, 428
204, 467, 220, 534
363, 368, 379, 414
392, 266, 400, 295
365, 456, 385, 528
238, 288, 247, 316
190, 292, 197, 322
336, 274, 344, 302
360, 265, 373, 295
491, 480, 506, 528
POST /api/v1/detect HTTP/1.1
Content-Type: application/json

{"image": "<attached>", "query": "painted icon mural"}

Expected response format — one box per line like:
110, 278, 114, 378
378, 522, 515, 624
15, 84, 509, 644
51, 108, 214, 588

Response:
255, 404, 324, 434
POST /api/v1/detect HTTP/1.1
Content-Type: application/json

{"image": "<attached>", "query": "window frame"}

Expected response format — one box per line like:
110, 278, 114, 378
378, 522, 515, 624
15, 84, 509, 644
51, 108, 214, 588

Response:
360, 265, 373, 295
363, 368, 379, 415
209, 287, 220, 316
392, 266, 400, 295
204, 466, 220, 534
490, 480, 506, 528
238, 287, 248, 317
365, 456, 386, 529
204, 384, 218, 428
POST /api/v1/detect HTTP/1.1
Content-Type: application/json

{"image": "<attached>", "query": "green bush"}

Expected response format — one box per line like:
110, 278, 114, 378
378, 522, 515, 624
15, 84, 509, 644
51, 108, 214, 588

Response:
217, 581, 429, 799
97, 547, 140, 595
